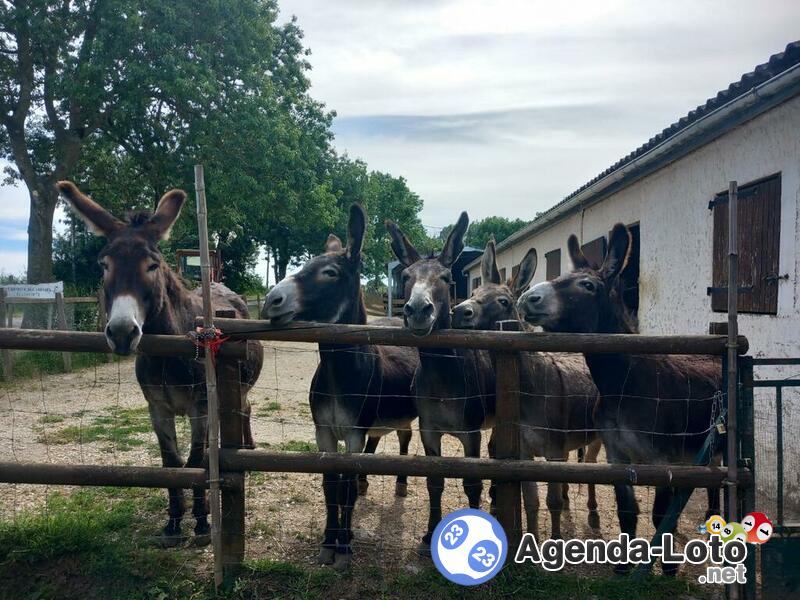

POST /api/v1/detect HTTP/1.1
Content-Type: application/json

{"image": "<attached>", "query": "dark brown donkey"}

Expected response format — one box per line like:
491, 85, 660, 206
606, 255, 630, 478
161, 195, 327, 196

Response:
518, 223, 723, 574
387, 213, 496, 553
452, 238, 602, 538
263, 204, 418, 570
58, 181, 263, 547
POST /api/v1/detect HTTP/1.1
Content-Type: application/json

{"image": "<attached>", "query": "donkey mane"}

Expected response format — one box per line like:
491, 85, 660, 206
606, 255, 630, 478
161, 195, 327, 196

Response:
126, 210, 157, 228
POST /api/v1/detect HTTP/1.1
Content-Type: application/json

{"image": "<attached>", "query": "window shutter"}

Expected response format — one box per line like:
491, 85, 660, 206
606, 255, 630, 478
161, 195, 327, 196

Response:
545, 249, 561, 280
581, 236, 607, 269
711, 174, 781, 314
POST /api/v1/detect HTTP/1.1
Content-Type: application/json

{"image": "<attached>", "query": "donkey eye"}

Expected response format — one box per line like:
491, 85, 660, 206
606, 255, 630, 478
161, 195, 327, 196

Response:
147, 263, 159, 272
321, 268, 338, 278
579, 280, 595, 292
498, 298, 510, 307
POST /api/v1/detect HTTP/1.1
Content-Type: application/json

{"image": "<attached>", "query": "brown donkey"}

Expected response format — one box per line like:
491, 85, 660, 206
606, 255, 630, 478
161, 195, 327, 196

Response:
452, 238, 602, 538
263, 204, 418, 570
518, 223, 723, 574
59, 181, 263, 547
387, 213, 495, 553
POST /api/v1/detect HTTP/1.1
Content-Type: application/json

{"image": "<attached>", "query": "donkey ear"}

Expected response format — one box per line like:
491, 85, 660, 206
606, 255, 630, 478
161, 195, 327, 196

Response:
511, 248, 538, 297
439, 211, 468, 267
147, 189, 187, 240
567, 234, 590, 270
57, 181, 124, 236
600, 223, 632, 282
325, 234, 343, 253
385, 219, 421, 267
346, 203, 366, 261
481, 237, 501, 285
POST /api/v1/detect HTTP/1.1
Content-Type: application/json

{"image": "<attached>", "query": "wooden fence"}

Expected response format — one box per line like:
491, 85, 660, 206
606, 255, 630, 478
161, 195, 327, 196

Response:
0, 322, 755, 594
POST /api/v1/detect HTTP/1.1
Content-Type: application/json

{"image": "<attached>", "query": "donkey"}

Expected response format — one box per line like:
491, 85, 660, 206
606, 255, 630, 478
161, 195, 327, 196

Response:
387, 213, 496, 552
517, 223, 723, 574
452, 238, 602, 538
58, 181, 263, 547
263, 204, 418, 570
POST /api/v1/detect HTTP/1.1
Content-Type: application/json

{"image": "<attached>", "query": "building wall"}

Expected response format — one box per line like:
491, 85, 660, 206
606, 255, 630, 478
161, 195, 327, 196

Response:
468, 94, 800, 357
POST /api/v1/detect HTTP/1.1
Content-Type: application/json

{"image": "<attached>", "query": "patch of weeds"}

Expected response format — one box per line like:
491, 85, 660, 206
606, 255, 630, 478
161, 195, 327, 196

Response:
40, 406, 152, 451
249, 521, 276, 538
279, 440, 317, 452
256, 401, 281, 417
0, 350, 114, 383
38, 414, 65, 424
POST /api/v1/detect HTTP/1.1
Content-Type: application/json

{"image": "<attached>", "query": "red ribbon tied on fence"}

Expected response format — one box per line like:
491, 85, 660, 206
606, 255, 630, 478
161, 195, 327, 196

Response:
189, 326, 230, 363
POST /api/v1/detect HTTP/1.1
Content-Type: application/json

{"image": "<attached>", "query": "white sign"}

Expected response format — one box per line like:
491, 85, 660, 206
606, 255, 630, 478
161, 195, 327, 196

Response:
2, 282, 64, 300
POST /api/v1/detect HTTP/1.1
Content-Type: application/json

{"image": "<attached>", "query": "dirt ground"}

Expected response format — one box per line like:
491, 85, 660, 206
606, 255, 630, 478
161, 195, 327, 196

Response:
0, 340, 724, 589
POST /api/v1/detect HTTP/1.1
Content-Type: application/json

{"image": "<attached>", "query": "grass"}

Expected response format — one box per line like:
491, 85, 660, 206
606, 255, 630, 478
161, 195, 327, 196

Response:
40, 406, 152, 451
256, 400, 281, 417
0, 349, 111, 383
0, 487, 714, 600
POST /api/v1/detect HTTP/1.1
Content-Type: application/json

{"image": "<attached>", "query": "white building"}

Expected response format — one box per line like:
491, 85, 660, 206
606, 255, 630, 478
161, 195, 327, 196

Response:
463, 42, 800, 523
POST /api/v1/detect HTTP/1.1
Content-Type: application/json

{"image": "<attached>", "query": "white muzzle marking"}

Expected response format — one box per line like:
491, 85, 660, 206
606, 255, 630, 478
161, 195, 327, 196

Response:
106, 294, 145, 352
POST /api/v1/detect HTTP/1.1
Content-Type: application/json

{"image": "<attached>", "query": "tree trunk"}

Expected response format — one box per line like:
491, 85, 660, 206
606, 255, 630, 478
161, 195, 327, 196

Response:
22, 184, 59, 328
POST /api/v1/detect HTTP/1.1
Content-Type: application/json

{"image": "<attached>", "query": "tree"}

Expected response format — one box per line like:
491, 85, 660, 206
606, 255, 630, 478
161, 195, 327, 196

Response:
0, 0, 298, 286
438, 215, 530, 250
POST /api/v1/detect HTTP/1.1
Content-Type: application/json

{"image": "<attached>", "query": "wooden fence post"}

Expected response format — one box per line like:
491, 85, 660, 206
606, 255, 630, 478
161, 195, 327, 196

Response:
0, 289, 11, 380
216, 308, 246, 582
54, 293, 72, 372
494, 320, 522, 553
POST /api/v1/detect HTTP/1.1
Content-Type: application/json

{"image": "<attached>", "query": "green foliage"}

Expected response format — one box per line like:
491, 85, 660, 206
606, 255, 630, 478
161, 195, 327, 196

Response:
0, 350, 110, 383
439, 216, 530, 250
40, 406, 152, 451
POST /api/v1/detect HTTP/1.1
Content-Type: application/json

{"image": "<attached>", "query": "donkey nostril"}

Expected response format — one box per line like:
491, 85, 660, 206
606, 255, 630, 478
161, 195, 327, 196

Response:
463, 307, 474, 318
128, 324, 139, 339
270, 294, 284, 307
403, 303, 413, 317
105, 324, 112, 337
421, 302, 434, 317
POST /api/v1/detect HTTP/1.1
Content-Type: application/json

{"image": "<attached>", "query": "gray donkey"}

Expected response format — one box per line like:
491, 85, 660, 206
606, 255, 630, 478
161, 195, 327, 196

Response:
264, 204, 418, 570
387, 213, 495, 553
59, 181, 263, 547
452, 238, 602, 538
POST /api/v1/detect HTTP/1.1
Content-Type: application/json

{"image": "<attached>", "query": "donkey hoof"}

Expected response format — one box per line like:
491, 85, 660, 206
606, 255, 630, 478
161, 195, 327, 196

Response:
317, 547, 336, 565
357, 479, 369, 496
333, 552, 352, 572
562, 498, 570, 511
159, 532, 186, 548
395, 482, 408, 497
416, 541, 432, 557
588, 511, 600, 529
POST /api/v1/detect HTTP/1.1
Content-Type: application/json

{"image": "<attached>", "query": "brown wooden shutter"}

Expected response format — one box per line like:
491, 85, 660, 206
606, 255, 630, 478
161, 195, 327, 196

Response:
545, 249, 561, 280
472, 276, 481, 291
711, 174, 781, 314
581, 236, 607, 269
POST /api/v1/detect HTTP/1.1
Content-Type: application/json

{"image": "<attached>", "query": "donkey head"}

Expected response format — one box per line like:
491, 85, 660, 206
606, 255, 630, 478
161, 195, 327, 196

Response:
386, 212, 468, 336
263, 204, 366, 326
517, 223, 633, 333
57, 181, 187, 355
452, 238, 537, 330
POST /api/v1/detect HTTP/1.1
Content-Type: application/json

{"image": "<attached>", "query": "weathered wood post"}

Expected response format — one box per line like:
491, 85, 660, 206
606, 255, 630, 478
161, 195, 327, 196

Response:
0, 289, 11, 380
194, 165, 225, 589
494, 319, 522, 553
54, 292, 72, 372
215, 307, 246, 581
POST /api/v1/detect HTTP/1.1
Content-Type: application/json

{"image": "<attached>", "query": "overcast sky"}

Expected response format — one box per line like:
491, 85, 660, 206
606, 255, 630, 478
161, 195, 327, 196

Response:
2, 0, 799, 276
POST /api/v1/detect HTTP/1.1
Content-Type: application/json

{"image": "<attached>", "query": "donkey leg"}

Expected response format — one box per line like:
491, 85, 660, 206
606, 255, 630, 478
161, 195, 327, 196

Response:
395, 428, 412, 497
334, 430, 368, 571
522, 480, 540, 539
459, 430, 483, 509
316, 426, 340, 565
241, 397, 256, 450
186, 407, 210, 545
653, 485, 681, 577
545, 451, 568, 540
585, 439, 602, 529
612, 483, 639, 574
705, 487, 721, 520
419, 429, 444, 553
358, 435, 380, 496
148, 403, 185, 547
